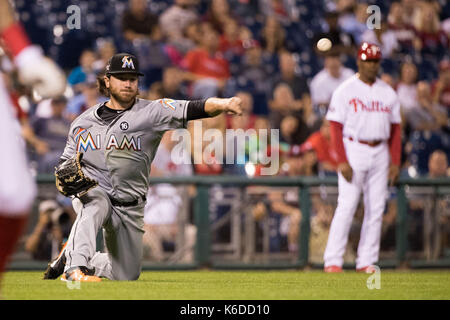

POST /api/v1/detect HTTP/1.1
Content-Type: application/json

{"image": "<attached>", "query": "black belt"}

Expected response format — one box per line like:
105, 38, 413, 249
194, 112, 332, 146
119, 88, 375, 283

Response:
109, 195, 146, 207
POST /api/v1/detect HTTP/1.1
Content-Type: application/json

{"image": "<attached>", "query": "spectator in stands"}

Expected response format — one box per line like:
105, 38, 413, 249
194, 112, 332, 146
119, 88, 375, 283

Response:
170, 21, 202, 59
413, 2, 448, 57
273, 51, 310, 114
66, 73, 107, 121
67, 49, 97, 91
428, 149, 449, 178
310, 53, 354, 117
425, 150, 450, 259
405, 81, 448, 131
219, 17, 246, 60
270, 83, 310, 145
122, 0, 160, 42
292, 119, 339, 175
159, 0, 199, 43
259, 0, 298, 25
361, 19, 400, 59
387, 1, 416, 53
313, 10, 356, 57
204, 0, 233, 33
381, 73, 396, 89
338, 2, 369, 44
182, 24, 230, 99
397, 61, 420, 115
250, 189, 301, 253
275, 51, 320, 131
224, 39, 274, 115
401, 0, 418, 26
189, 112, 226, 175
30, 96, 71, 173
432, 59, 450, 110
259, 15, 287, 56
143, 130, 196, 263
24, 200, 72, 261
155, 67, 186, 100
92, 39, 117, 72
406, 81, 449, 175
224, 91, 259, 175
250, 147, 303, 253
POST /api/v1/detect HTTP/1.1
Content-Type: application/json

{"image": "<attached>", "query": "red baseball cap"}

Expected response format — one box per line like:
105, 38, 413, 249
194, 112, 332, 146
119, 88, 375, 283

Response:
357, 42, 382, 61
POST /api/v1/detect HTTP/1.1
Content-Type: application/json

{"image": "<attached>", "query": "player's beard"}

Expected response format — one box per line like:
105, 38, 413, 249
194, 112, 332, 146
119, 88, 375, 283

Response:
110, 87, 138, 105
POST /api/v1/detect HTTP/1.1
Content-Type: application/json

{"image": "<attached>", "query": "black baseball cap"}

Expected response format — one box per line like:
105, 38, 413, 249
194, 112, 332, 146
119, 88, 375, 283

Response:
105, 53, 144, 76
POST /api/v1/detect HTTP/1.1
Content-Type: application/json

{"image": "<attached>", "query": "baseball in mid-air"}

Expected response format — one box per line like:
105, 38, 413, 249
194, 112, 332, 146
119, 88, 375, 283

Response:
317, 38, 332, 52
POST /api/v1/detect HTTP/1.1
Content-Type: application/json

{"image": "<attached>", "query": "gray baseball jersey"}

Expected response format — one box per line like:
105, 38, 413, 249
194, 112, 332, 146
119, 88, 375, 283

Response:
61, 98, 188, 202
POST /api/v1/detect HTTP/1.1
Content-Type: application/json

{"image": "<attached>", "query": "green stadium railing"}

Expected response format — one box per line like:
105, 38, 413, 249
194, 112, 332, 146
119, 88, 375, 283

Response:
24, 174, 450, 271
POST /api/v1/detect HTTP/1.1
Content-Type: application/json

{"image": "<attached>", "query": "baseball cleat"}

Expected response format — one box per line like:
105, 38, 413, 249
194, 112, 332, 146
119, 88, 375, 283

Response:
356, 265, 378, 273
61, 266, 101, 282
324, 265, 343, 273
43, 241, 67, 280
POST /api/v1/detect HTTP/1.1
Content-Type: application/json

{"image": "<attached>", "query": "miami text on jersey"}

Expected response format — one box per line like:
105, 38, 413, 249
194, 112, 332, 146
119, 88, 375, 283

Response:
349, 98, 391, 113
76, 132, 100, 152
74, 128, 142, 152
106, 134, 142, 151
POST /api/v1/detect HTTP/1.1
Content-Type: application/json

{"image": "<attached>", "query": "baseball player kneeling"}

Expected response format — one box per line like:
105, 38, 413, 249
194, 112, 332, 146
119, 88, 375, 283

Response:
323, 43, 402, 273
44, 53, 242, 282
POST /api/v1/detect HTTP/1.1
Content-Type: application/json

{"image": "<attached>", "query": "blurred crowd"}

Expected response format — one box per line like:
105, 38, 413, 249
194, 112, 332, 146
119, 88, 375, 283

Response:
1, 0, 449, 263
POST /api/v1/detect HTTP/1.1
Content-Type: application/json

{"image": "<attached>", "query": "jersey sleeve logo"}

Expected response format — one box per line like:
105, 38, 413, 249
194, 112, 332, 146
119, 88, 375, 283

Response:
159, 98, 177, 110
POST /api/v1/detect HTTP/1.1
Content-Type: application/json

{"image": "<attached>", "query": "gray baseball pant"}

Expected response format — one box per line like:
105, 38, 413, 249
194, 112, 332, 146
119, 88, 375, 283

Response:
63, 188, 145, 280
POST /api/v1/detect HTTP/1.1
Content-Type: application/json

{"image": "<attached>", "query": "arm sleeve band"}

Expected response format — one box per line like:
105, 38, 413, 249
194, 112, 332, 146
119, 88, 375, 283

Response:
186, 99, 209, 121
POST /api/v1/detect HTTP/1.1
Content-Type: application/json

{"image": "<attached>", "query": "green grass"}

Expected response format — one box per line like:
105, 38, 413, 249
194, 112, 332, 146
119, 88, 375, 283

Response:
2, 270, 449, 300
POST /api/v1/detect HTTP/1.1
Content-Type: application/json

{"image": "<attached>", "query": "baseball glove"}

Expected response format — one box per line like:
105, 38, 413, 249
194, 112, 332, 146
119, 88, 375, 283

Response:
55, 152, 98, 197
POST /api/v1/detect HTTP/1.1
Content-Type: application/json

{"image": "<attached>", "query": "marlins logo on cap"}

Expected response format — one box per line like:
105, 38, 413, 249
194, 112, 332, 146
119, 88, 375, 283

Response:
105, 53, 144, 76
121, 56, 135, 70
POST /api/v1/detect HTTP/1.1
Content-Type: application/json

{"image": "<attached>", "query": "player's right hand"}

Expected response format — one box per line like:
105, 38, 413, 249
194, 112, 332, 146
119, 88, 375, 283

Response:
338, 162, 353, 183
16, 46, 66, 98
225, 96, 243, 116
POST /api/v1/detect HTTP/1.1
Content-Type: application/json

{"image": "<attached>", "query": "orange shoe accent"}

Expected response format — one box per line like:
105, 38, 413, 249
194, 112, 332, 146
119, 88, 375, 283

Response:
57, 242, 67, 259
324, 265, 343, 273
62, 269, 101, 282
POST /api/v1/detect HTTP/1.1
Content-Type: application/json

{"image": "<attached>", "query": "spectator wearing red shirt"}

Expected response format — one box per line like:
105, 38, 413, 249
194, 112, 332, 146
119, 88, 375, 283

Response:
182, 23, 230, 99
293, 119, 339, 174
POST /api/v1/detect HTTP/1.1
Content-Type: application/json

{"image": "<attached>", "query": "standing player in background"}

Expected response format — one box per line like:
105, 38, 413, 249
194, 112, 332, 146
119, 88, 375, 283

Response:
44, 53, 242, 282
323, 43, 402, 273
0, 0, 66, 289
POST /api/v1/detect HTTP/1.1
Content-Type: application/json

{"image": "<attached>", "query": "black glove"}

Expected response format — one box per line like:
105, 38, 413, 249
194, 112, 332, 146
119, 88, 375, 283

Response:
55, 152, 98, 197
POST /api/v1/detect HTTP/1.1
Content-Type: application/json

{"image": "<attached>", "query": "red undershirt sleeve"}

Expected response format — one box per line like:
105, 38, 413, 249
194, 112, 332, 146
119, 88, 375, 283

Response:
388, 123, 401, 166
0, 22, 31, 57
329, 120, 348, 164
